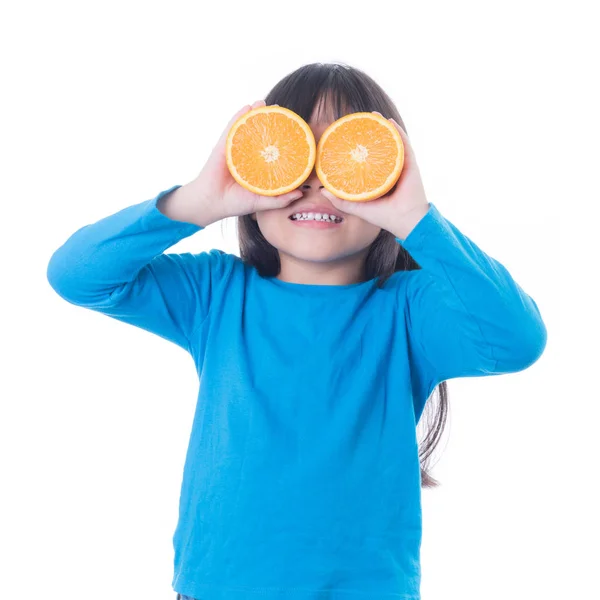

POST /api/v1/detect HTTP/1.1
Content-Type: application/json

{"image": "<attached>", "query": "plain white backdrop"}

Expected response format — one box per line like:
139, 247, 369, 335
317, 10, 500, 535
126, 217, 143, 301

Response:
1, 1, 597, 599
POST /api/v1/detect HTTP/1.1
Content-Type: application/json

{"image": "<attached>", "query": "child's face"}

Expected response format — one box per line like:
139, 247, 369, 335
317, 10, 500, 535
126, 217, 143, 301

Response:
253, 104, 382, 274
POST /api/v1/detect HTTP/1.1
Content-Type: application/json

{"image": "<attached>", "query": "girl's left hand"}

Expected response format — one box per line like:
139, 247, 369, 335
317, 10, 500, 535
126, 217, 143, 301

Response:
320, 113, 430, 240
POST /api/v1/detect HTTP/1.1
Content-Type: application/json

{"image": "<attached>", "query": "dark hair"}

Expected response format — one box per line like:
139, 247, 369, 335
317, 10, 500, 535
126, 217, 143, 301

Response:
237, 62, 448, 488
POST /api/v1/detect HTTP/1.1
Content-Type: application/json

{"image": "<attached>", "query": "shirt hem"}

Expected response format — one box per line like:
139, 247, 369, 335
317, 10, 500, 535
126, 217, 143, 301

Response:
174, 581, 420, 599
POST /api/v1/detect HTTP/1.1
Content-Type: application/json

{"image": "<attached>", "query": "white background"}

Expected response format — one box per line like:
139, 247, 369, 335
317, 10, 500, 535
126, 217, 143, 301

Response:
1, 1, 597, 599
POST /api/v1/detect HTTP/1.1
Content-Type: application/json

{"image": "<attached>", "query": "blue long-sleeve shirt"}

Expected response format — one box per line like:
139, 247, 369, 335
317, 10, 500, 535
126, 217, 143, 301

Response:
46, 185, 547, 600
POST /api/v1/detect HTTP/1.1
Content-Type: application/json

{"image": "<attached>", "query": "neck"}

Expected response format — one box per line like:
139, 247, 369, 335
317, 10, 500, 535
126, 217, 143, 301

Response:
276, 251, 369, 286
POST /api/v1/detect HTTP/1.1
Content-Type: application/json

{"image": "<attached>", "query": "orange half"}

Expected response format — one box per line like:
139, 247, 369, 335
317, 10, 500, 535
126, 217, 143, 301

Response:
316, 112, 404, 202
226, 105, 316, 196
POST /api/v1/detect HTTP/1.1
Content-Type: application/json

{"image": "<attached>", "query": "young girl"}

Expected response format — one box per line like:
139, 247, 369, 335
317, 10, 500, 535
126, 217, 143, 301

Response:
46, 63, 547, 600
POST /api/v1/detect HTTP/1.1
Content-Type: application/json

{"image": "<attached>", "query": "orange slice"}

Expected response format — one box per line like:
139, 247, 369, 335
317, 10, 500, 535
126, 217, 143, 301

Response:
226, 105, 316, 197
316, 112, 404, 202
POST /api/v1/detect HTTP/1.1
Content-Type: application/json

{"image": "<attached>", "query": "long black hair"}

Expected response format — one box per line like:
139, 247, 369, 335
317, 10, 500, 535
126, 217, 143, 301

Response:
237, 62, 448, 488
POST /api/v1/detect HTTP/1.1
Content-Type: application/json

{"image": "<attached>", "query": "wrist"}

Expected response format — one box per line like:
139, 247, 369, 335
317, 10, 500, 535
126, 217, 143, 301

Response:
389, 202, 430, 240
157, 179, 217, 228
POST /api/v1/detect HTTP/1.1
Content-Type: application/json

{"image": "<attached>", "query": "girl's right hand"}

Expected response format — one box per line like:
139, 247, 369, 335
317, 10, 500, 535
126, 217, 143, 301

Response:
159, 100, 304, 228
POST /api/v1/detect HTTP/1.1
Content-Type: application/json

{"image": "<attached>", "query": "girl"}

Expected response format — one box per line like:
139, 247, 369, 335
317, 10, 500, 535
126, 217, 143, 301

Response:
46, 63, 547, 600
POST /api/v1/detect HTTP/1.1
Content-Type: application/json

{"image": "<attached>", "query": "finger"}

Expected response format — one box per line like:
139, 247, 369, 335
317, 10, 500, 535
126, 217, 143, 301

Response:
387, 119, 418, 174
320, 189, 360, 215
388, 117, 408, 137
371, 112, 413, 165
320, 188, 337, 203
230, 103, 254, 126
215, 106, 250, 154
254, 190, 304, 211
218, 101, 265, 147
389, 118, 413, 152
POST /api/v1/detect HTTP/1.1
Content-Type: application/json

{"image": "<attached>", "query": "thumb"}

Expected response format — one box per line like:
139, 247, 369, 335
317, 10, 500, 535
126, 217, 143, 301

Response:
251, 189, 304, 212
320, 189, 361, 216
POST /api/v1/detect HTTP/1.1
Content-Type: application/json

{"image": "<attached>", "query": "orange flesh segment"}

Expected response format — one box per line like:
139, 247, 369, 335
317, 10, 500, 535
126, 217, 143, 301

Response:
320, 118, 400, 194
230, 112, 313, 191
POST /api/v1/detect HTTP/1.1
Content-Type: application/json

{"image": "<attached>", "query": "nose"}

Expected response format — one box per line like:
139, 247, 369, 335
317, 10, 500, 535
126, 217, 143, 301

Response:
300, 168, 325, 192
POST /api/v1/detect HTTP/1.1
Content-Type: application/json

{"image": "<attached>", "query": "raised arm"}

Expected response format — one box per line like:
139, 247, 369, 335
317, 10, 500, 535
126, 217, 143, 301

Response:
46, 99, 312, 355
46, 184, 228, 353
396, 203, 547, 400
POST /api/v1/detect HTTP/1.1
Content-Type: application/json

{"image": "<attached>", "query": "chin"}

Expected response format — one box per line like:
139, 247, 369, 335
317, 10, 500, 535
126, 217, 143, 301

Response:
257, 220, 380, 264
278, 243, 360, 265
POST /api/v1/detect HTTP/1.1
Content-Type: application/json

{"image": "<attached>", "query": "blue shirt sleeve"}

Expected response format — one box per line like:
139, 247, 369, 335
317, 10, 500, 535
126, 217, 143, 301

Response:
396, 202, 547, 392
46, 185, 228, 353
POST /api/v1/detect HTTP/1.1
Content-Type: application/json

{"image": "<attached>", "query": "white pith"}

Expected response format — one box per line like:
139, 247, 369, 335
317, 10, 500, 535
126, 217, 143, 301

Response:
350, 144, 369, 162
260, 145, 280, 162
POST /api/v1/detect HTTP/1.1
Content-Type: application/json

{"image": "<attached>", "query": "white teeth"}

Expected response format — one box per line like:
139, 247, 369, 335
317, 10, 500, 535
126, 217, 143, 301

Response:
290, 212, 342, 223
